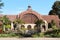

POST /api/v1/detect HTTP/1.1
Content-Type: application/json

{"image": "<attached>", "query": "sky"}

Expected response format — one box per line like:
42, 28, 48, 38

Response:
1, 0, 56, 15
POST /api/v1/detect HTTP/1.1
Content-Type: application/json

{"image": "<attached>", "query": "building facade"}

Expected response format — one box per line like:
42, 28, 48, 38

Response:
0, 6, 60, 32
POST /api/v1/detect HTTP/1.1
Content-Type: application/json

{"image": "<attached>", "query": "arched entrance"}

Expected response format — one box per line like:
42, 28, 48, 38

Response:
42, 25, 46, 30
40, 20, 48, 32
48, 23, 52, 28
13, 23, 17, 30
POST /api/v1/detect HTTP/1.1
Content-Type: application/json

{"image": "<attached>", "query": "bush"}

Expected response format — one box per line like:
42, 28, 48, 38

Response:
44, 29, 60, 37
32, 32, 44, 38
0, 33, 19, 37
52, 25, 57, 29
32, 33, 39, 38
39, 33, 44, 37
5, 24, 11, 28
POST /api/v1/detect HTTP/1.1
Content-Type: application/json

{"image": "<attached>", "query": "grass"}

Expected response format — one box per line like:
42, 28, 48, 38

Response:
0, 33, 19, 37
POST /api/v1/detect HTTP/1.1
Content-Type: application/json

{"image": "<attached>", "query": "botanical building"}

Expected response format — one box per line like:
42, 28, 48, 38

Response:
0, 6, 60, 32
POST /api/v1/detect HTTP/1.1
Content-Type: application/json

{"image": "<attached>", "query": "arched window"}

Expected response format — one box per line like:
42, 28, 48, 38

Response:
34, 26, 37, 30
21, 25, 25, 29
27, 25, 31, 30
21, 13, 38, 23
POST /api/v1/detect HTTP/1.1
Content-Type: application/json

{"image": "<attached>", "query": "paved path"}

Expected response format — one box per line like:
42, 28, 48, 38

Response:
0, 38, 60, 40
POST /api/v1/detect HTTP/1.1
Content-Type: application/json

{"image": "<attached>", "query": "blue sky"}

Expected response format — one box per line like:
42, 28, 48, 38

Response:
1, 0, 56, 15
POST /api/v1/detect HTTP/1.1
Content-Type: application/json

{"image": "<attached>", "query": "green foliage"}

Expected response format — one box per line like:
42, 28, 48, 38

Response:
0, 15, 11, 31
35, 19, 44, 28
2, 15, 11, 25
0, 33, 18, 37
51, 20, 57, 29
51, 20, 55, 26
32, 32, 44, 38
44, 29, 60, 37
0, 0, 4, 13
52, 25, 57, 29
5, 24, 11, 28
32, 33, 39, 38
48, 20, 57, 29
14, 19, 25, 24
35, 20, 44, 25
35, 20, 44, 32
39, 33, 44, 37
49, 10, 56, 15
0, 0, 4, 9
49, 1, 60, 18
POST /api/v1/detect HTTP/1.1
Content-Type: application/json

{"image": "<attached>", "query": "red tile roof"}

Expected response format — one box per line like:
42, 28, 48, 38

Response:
6, 15, 17, 22
42, 15, 59, 27
42, 15, 59, 22
0, 14, 4, 17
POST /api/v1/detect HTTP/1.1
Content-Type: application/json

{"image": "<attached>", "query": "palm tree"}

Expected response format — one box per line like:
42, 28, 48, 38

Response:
0, 0, 4, 13
35, 20, 44, 32
13, 18, 25, 30
1, 15, 11, 31
14, 18, 25, 24
0, 0, 4, 9
2, 15, 11, 24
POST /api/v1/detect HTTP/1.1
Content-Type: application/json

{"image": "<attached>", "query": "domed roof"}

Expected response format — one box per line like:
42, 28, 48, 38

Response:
19, 6, 43, 20
18, 6, 43, 24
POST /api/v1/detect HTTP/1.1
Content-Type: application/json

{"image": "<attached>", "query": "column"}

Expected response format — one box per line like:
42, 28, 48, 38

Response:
31, 24, 35, 29
24, 24, 27, 29
11, 22, 14, 30
45, 23, 48, 31
3, 25, 5, 31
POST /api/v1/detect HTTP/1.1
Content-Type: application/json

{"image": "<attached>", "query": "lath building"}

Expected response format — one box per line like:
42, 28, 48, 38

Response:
0, 6, 60, 32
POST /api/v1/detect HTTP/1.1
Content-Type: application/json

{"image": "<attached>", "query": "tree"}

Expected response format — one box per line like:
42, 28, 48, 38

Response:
14, 19, 25, 24
51, 20, 55, 26
49, 1, 60, 18
13, 18, 25, 31
2, 15, 11, 25
1, 15, 11, 31
35, 20, 44, 32
0, 0, 4, 9
0, 0, 4, 13
51, 20, 57, 29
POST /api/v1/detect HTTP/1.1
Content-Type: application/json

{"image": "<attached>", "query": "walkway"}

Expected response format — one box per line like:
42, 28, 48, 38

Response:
0, 38, 60, 40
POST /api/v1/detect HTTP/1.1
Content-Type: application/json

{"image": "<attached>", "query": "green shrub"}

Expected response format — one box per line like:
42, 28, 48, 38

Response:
0, 33, 19, 37
44, 29, 60, 37
52, 25, 57, 30
32, 32, 44, 38
5, 24, 11, 28
32, 33, 39, 38
39, 33, 44, 37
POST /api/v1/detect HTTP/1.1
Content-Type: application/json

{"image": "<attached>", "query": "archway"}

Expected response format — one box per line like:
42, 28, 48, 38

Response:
13, 23, 17, 30
42, 25, 46, 30
48, 23, 52, 28
40, 20, 48, 32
